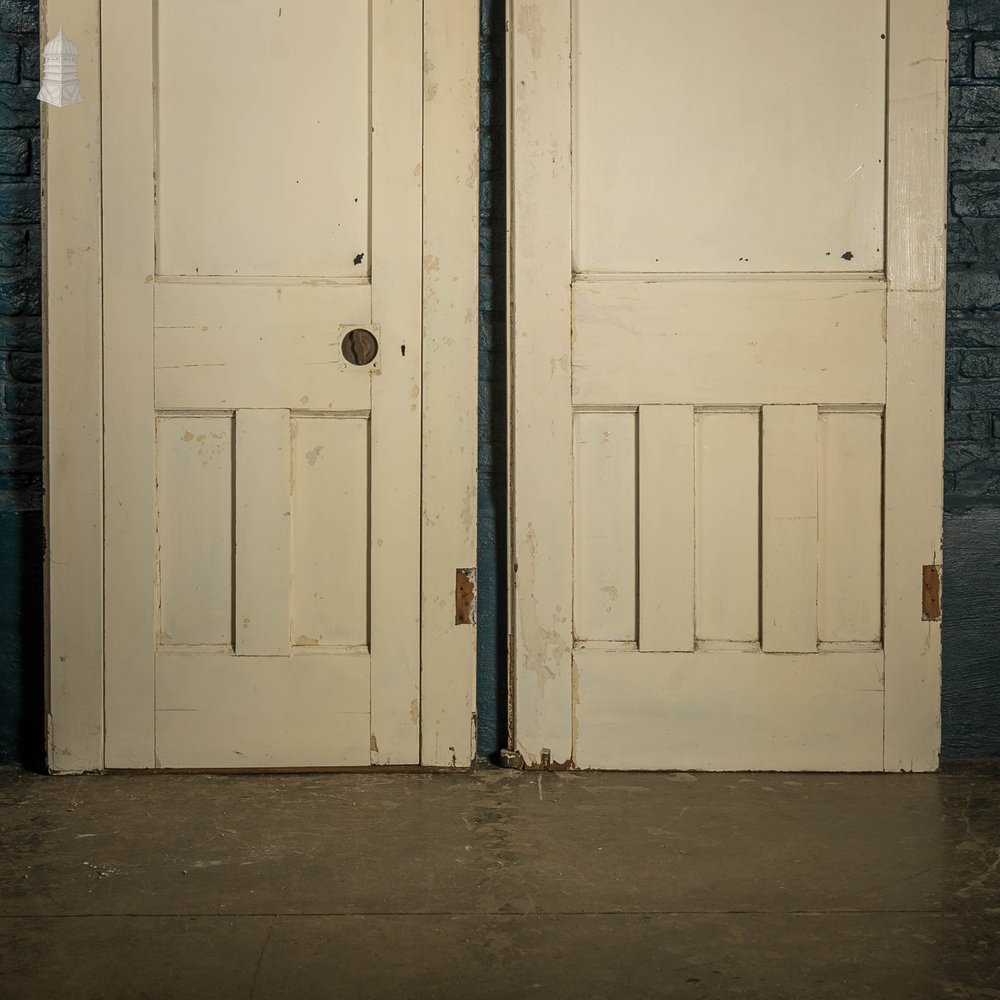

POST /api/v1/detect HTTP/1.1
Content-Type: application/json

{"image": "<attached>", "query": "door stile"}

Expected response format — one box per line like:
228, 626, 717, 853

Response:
420, 0, 480, 768
369, 0, 424, 764
882, 0, 947, 771
510, 0, 575, 767
44, 0, 105, 772
102, 0, 156, 768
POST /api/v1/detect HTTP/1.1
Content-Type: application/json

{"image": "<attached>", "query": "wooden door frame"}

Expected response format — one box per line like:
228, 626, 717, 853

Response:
509, 0, 948, 771
42, 0, 479, 772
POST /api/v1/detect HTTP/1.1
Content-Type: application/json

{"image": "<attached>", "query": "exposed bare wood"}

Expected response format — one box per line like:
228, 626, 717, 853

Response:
922, 565, 942, 622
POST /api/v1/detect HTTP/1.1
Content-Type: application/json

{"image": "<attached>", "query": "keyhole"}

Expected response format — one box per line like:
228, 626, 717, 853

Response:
341, 328, 378, 366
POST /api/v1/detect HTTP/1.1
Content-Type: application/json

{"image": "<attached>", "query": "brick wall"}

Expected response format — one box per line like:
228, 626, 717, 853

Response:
0, 0, 40, 504
476, 0, 507, 758
0, 0, 42, 767
942, 1, 1000, 756
947, 2, 1000, 497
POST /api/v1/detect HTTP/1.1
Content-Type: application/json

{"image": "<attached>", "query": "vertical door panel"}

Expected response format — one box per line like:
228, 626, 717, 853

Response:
695, 411, 760, 644
818, 411, 884, 644
156, 416, 233, 648
234, 409, 292, 657
291, 416, 370, 649
638, 405, 695, 653
761, 406, 819, 654
573, 411, 637, 643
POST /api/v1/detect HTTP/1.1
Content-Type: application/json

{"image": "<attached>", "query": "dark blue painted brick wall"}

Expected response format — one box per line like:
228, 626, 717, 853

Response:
476, 0, 507, 758
943, 0, 1000, 757
0, 0, 42, 767
947, 2, 1000, 493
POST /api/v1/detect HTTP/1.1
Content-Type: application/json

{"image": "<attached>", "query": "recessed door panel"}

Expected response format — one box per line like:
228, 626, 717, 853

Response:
156, 0, 370, 278
573, 0, 887, 273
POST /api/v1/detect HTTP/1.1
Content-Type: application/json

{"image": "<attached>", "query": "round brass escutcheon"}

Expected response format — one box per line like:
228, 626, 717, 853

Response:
341, 328, 379, 366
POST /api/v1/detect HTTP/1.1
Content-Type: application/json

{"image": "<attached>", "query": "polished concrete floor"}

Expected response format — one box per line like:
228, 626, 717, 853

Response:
0, 764, 998, 999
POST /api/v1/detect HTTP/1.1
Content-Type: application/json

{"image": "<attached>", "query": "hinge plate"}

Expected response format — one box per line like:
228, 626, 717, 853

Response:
922, 564, 941, 621
455, 567, 477, 625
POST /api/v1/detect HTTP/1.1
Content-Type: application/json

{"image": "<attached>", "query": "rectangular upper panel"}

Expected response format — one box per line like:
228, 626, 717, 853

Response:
156, 1, 370, 278
573, 0, 887, 274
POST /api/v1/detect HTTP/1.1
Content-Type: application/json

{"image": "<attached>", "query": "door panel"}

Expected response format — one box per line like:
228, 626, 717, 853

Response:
156, 416, 233, 647
103, 0, 422, 767
290, 415, 370, 649
572, 0, 886, 274
156, 1, 370, 278
511, 0, 947, 770
573, 412, 637, 643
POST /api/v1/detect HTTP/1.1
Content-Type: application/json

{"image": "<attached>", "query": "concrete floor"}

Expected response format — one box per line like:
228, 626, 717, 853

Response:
0, 765, 998, 999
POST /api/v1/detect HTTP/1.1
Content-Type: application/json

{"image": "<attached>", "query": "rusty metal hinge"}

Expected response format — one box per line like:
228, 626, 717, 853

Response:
455, 568, 477, 625
922, 564, 941, 621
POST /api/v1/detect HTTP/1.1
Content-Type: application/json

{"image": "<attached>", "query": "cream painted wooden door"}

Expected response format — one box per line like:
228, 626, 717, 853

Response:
101, 1, 429, 768
511, 1, 947, 770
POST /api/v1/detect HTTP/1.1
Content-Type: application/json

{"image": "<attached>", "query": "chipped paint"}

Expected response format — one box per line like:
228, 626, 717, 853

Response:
517, 524, 563, 689
516, 3, 545, 61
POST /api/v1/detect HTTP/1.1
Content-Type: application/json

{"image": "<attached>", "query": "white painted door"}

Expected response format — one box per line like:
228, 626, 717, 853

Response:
511, 1, 947, 771
98, 0, 457, 769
